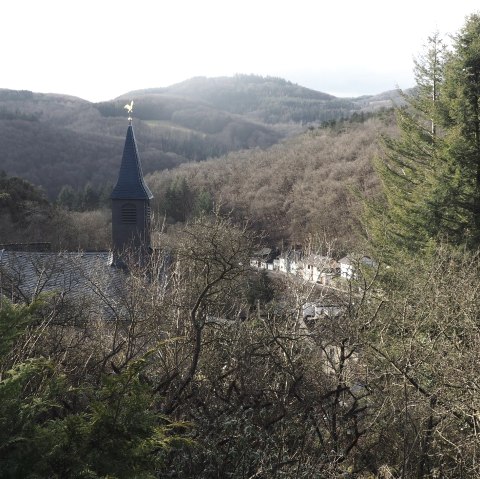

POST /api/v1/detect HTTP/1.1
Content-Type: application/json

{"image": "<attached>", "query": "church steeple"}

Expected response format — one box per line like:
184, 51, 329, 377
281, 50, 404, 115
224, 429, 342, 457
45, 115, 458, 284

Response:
111, 124, 153, 201
111, 113, 153, 264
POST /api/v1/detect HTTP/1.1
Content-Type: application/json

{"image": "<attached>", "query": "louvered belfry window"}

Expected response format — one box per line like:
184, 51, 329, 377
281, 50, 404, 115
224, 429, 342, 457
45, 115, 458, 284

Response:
121, 203, 137, 224
146, 205, 151, 226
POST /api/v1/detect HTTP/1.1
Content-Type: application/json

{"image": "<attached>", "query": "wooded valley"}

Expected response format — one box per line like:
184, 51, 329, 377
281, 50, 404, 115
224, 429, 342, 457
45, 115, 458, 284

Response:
2, 13, 480, 479
0, 75, 398, 197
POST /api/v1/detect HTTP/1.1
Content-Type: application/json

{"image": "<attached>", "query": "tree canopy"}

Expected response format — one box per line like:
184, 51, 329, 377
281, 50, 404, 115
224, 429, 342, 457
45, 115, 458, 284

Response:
364, 14, 480, 259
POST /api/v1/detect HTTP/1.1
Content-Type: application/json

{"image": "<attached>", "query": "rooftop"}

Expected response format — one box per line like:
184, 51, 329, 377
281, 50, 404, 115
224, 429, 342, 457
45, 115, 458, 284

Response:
110, 124, 153, 200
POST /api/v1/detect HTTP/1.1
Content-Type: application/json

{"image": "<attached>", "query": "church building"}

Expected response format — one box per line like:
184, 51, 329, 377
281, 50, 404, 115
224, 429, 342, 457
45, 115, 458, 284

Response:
111, 117, 153, 265
0, 112, 153, 310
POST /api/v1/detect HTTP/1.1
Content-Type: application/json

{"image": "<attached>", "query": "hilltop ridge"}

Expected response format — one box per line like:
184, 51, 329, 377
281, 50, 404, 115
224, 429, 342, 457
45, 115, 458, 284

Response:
0, 75, 402, 197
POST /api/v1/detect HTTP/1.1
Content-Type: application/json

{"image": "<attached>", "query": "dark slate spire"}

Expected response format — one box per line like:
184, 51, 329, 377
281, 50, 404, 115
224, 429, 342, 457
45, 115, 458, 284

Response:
111, 119, 153, 265
111, 124, 153, 200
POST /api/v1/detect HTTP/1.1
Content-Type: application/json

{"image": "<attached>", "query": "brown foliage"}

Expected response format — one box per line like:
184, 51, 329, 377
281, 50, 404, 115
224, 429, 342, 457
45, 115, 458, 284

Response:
148, 116, 396, 250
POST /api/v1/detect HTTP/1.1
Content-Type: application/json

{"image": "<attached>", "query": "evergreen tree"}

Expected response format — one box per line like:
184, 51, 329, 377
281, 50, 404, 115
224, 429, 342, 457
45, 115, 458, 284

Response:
193, 189, 213, 217
0, 298, 188, 478
164, 177, 194, 222
246, 269, 275, 310
413, 32, 446, 136
363, 33, 446, 260
434, 14, 480, 247
364, 16, 480, 257
81, 182, 100, 211
56, 184, 78, 210
98, 182, 113, 208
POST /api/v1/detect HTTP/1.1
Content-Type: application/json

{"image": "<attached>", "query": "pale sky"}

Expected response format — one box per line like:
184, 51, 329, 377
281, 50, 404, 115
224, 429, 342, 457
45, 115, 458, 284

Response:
2, 0, 479, 102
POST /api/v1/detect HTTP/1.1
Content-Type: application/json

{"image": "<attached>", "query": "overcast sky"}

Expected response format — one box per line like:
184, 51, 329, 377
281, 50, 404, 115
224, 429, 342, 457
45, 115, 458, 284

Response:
3, 0, 479, 102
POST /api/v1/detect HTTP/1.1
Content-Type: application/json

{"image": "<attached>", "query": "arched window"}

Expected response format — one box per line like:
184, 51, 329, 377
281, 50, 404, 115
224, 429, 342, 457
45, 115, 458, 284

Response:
121, 203, 136, 224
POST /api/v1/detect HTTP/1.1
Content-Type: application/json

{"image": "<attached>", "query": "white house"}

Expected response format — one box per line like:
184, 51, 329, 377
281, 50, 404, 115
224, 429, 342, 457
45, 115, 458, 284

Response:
301, 254, 338, 284
275, 249, 302, 274
338, 255, 376, 279
250, 247, 278, 270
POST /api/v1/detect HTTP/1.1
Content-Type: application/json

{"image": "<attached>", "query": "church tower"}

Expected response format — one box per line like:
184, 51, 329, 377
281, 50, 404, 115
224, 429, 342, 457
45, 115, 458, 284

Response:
111, 112, 153, 264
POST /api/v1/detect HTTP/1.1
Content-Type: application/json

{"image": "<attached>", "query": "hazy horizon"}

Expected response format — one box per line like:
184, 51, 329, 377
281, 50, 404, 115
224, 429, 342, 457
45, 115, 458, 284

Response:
1, 71, 409, 103
3, 0, 479, 102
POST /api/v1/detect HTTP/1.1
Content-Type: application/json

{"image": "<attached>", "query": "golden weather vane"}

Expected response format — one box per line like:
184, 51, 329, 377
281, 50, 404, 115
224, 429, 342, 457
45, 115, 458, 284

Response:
124, 100, 134, 123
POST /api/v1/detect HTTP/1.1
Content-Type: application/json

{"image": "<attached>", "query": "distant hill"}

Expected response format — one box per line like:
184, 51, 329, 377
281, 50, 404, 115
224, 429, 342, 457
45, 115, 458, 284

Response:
123, 74, 400, 124
0, 88, 283, 197
145, 111, 398, 250
0, 76, 402, 198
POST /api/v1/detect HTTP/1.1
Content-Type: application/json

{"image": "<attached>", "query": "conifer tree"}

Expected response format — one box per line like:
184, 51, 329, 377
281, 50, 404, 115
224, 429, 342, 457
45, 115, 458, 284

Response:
433, 13, 480, 247
363, 33, 446, 260
56, 184, 78, 210
365, 16, 480, 258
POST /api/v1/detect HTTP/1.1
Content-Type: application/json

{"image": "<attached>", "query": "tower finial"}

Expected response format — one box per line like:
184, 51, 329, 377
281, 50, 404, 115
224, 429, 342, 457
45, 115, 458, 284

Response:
124, 100, 134, 124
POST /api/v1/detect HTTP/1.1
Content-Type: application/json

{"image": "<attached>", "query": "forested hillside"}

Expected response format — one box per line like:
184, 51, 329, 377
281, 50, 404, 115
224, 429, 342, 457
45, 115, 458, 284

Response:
147, 112, 396, 250
4, 13, 480, 478
0, 89, 282, 197
125, 74, 401, 124
0, 171, 111, 250
0, 77, 400, 198
0, 111, 394, 252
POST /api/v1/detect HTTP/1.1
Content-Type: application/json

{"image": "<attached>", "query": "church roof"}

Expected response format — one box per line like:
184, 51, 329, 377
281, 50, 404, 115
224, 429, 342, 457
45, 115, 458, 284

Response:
0, 250, 125, 317
110, 124, 153, 200
0, 248, 171, 318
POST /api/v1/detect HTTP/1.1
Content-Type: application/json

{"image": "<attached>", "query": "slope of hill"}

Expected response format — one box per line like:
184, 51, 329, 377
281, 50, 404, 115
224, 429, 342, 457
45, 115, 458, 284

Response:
123, 74, 382, 124
0, 76, 400, 198
146, 111, 398, 250
0, 88, 283, 197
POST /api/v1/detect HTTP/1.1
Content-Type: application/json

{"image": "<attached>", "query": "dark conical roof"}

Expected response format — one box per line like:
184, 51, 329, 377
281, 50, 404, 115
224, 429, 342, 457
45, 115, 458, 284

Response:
111, 124, 153, 200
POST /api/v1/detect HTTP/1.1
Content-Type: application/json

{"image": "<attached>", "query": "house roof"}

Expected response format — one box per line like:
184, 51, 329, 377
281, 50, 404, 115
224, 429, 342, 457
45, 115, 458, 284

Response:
338, 256, 352, 265
252, 247, 273, 259
278, 249, 303, 261
339, 255, 376, 267
302, 254, 338, 268
0, 250, 125, 316
110, 124, 153, 200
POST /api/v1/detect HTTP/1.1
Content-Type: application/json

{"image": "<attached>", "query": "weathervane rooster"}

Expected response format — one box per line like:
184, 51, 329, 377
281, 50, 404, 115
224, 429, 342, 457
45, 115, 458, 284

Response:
124, 100, 134, 123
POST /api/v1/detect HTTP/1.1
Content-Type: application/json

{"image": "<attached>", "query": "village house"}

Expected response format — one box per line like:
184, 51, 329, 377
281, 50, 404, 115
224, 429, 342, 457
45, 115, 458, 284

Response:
273, 249, 302, 275
249, 247, 276, 270
338, 255, 376, 279
250, 247, 377, 289
300, 254, 339, 285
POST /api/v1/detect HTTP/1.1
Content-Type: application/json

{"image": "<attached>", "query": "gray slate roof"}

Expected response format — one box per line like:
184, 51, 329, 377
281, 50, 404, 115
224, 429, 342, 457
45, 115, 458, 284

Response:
0, 250, 126, 318
110, 124, 153, 200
